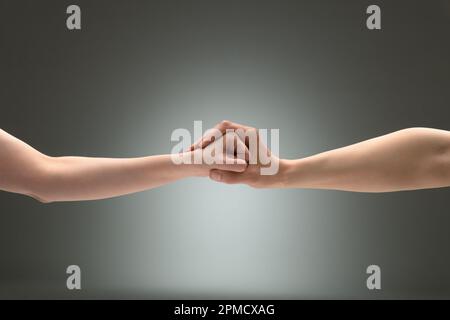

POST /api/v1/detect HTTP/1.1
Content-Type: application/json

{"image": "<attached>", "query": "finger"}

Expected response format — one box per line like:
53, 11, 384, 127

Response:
190, 127, 221, 151
209, 169, 245, 184
216, 120, 253, 133
192, 120, 254, 150
201, 131, 249, 160
188, 129, 217, 151
234, 134, 250, 162
213, 157, 247, 172
224, 131, 244, 156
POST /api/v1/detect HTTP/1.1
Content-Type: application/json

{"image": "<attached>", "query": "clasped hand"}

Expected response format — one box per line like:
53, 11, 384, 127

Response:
187, 120, 284, 189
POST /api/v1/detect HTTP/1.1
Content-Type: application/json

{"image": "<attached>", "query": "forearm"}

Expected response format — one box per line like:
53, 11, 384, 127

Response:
281, 128, 450, 192
29, 153, 205, 202
1, 129, 247, 202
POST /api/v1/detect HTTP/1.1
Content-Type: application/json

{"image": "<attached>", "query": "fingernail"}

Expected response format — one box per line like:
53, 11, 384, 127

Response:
210, 171, 222, 181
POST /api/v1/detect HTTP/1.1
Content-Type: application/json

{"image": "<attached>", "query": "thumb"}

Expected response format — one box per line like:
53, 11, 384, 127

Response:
209, 169, 245, 184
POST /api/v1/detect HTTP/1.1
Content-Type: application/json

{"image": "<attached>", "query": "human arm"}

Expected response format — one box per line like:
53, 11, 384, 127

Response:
0, 129, 246, 202
199, 122, 450, 192
282, 127, 450, 192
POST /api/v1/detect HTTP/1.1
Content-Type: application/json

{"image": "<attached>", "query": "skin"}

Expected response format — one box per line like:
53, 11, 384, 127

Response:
2, 122, 450, 202
0, 129, 247, 202
199, 121, 450, 192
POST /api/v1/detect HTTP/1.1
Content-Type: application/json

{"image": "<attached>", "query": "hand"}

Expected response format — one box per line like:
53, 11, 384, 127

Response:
192, 120, 287, 188
176, 130, 249, 177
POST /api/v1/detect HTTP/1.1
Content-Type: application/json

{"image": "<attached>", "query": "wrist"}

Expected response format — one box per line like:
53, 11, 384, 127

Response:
275, 158, 302, 188
274, 159, 293, 188
172, 151, 209, 177
257, 158, 293, 188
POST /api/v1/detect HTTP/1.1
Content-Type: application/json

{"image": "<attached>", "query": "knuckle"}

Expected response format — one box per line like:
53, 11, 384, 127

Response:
220, 120, 232, 127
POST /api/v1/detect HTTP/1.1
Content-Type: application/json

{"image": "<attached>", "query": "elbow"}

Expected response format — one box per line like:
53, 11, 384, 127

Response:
27, 181, 58, 204
430, 152, 450, 188
399, 127, 450, 189
27, 192, 54, 204
24, 156, 58, 204
423, 141, 450, 188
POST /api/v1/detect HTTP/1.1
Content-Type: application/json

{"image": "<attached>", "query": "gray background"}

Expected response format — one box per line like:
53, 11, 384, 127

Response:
0, 0, 449, 299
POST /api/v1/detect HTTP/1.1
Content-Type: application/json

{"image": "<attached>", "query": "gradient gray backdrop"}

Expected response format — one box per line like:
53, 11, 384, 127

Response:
1, 0, 450, 299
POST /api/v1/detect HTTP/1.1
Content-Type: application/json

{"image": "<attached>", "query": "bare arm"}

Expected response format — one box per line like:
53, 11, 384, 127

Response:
0, 129, 246, 202
282, 127, 450, 192
201, 122, 450, 192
